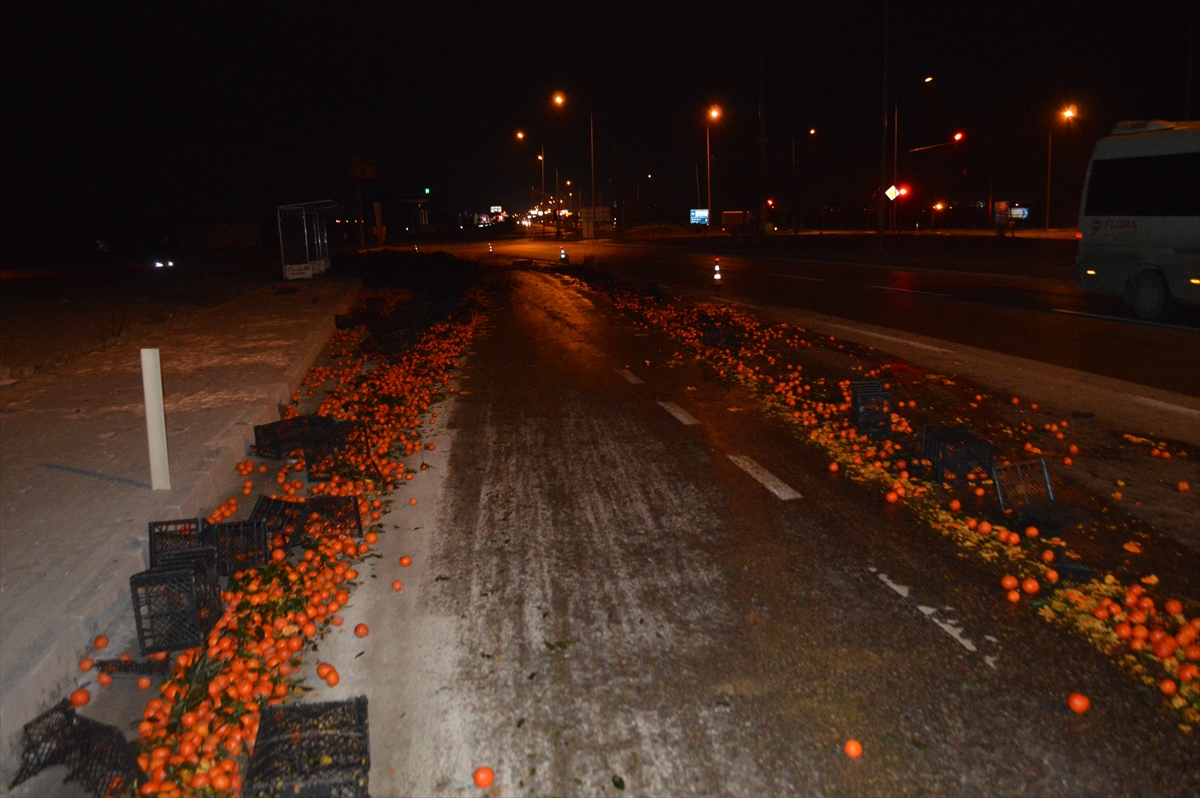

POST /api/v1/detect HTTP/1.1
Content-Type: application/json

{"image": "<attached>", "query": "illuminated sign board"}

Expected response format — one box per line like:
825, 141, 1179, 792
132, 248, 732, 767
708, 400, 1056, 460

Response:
690, 209, 709, 225
490, 206, 502, 214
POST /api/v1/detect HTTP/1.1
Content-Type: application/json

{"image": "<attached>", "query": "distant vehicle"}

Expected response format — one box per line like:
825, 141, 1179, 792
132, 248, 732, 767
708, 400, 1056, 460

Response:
1075, 120, 1200, 319
721, 210, 755, 235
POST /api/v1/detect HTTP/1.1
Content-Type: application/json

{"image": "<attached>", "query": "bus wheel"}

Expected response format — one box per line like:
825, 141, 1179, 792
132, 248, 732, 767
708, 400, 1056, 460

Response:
1129, 270, 1174, 320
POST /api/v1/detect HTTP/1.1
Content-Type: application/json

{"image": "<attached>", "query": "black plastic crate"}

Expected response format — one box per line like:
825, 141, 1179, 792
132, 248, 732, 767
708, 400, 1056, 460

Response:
306, 495, 364, 539
245, 696, 370, 798
849, 380, 884, 406
209, 519, 271, 576
93, 657, 172, 679
147, 518, 210, 570
158, 546, 223, 629
131, 565, 213, 654
853, 390, 891, 437
9, 701, 143, 798
935, 433, 995, 481
303, 423, 371, 482
921, 424, 974, 461
993, 458, 1055, 511
250, 495, 310, 549
254, 415, 341, 459
62, 717, 142, 798
9, 698, 79, 789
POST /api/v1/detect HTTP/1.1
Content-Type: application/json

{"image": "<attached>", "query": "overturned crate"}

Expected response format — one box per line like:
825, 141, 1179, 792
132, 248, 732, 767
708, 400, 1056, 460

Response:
9, 699, 143, 798
147, 518, 209, 569
209, 519, 272, 576
245, 696, 370, 798
304, 495, 364, 539
935, 433, 995, 482
250, 495, 310, 550
131, 547, 222, 654
993, 458, 1055, 512
254, 414, 340, 459
93, 657, 172, 680
303, 422, 372, 482
922, 425, 994, 481
851, 387, 891, 437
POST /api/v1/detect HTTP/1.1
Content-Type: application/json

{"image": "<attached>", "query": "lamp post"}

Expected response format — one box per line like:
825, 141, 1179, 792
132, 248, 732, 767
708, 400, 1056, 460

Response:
551, 91, 596, 238
538, 148, 546, 237
707, 105, 721, 230
1045, 105, 1078, 230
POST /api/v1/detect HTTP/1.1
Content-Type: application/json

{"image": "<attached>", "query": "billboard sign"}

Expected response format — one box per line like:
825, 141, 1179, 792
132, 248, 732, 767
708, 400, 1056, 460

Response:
690, 209, 710, 225
349, 157, 377, 180
490, 205, 503, 214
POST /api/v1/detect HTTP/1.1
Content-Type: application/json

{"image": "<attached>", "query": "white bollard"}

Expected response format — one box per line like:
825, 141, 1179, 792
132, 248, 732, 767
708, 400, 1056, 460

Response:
140, 348, 171, 490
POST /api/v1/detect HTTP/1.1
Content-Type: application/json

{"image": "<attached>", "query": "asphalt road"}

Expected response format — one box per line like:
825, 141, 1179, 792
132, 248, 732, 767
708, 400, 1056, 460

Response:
371, 270, 1198, 797
436, 239, 1200, 398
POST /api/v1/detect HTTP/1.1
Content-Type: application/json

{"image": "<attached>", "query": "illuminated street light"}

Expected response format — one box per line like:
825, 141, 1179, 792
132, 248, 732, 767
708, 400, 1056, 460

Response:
1046, 104, 1079, 229
706, 106, 722, 229
516, 130, 525, 140
553, 92, 565, 106
953, 131, 964, 142
924, 76, 933, 82
809, 128, 816, 135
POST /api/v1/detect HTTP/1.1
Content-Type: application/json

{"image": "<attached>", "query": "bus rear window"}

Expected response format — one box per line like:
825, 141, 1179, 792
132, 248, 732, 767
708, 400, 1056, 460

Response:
1084, 152, 1200, 216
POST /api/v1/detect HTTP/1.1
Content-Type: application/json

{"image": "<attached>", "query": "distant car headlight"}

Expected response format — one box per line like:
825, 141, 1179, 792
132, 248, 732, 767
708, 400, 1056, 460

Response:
154, 261, 164, 268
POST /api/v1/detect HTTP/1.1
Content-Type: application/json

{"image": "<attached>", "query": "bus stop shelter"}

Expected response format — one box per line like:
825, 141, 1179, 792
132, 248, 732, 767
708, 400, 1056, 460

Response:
276, 200, 340, 279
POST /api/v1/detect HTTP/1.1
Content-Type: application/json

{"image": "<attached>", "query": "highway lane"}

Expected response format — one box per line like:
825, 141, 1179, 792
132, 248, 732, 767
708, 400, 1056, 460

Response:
366, 270, 1199, 796
436, 239, 1200, 397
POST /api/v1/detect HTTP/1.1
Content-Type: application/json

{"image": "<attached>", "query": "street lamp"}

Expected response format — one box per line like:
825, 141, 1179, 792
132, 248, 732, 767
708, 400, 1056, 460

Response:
707, 105, 721, 230
551, 91, 597, 237
1045, 104, 1078, 230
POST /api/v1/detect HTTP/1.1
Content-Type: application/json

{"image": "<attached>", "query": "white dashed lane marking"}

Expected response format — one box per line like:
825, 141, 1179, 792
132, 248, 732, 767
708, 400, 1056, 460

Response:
658, 401, 700, 426
727, 455, 802, 500
616, 368, 644, 384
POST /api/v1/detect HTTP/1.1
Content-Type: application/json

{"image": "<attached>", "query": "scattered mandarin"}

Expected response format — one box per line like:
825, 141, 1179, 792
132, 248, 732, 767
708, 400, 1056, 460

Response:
1067, 693, 1090, 713
69, 688, 90, 707
474, 767, 495, 788
844, 739, 863, 758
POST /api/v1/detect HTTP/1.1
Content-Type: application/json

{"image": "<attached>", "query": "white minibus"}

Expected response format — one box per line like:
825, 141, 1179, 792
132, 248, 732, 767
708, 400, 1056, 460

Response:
1075, 120, 1200, 319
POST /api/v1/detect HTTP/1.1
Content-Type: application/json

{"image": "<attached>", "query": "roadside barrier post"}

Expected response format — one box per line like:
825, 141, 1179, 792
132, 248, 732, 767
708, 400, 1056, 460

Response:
141, 348, 171, 490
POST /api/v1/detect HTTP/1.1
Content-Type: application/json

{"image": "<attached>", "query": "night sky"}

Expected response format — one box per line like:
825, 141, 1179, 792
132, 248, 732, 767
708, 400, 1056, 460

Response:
2, 1, 1197, 227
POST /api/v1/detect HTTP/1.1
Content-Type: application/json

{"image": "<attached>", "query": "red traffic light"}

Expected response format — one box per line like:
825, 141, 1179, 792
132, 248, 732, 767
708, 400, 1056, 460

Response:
767, 198, 775, 207
898, 186, 910, 196
953, 132, 964, 142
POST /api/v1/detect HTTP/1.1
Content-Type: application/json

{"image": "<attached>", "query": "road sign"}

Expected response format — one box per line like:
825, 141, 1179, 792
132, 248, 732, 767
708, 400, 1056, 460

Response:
349, 157, 377, 180
690, 209, 710, 225
490, 205, 503, 214
885, 185, 900, 201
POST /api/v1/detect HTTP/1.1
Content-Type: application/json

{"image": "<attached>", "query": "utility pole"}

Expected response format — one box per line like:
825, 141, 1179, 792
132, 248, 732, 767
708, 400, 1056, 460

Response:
589, 113, 596, 238
757, 23, 768, 236
877, 0, 889, 238
791, 138, 797, 234
1044, 127, 1053, 231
